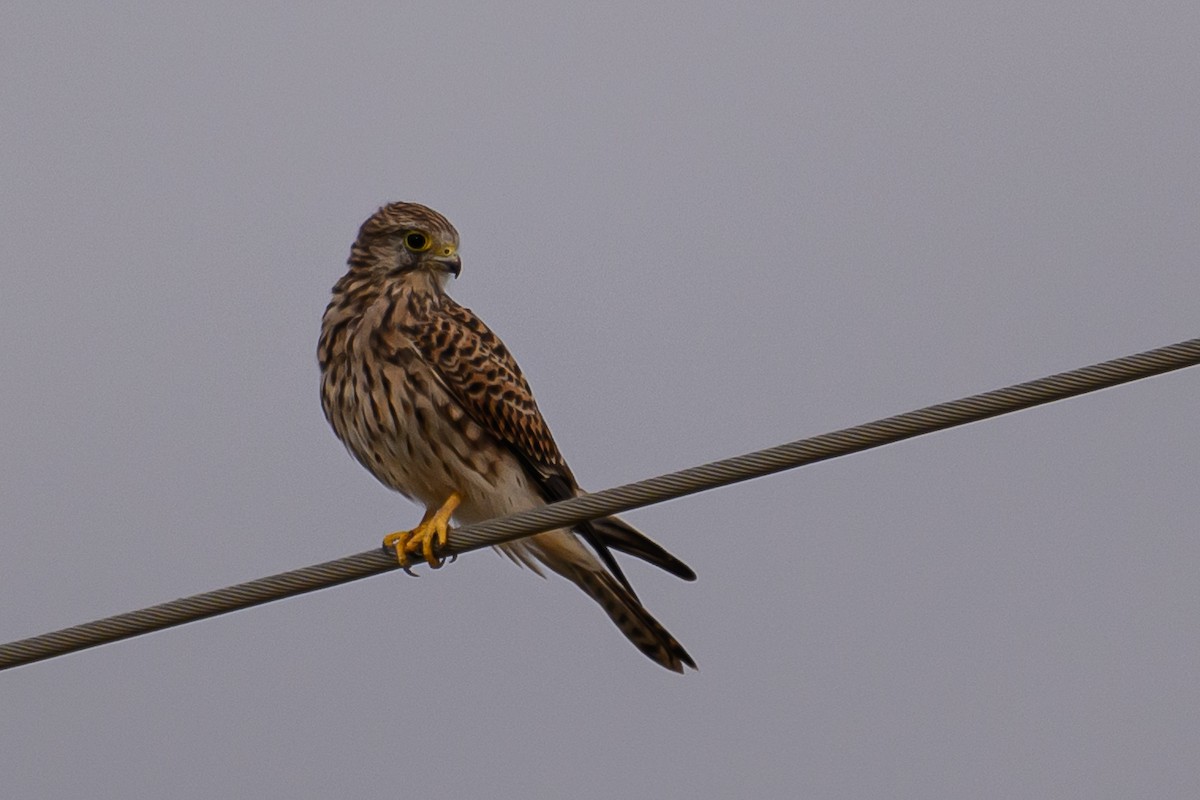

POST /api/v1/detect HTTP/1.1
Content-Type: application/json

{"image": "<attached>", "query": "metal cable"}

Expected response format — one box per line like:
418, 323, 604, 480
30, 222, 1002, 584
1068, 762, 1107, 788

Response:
3, 337, 1198, 671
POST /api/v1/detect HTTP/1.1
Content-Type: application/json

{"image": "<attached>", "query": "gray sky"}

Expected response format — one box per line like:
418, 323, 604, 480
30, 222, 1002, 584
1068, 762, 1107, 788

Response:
3, 2, 1198, 797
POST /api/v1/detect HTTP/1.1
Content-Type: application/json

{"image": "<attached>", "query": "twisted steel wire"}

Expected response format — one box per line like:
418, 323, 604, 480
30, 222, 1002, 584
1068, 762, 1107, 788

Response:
2, 337, 1198, 671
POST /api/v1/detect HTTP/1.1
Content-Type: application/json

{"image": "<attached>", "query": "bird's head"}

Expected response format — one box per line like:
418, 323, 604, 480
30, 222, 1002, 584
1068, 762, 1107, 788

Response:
348, 202, 462, 289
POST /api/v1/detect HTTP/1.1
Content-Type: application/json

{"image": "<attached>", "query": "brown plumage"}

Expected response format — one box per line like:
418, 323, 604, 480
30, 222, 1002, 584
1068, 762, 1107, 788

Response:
318, 201, 695, 671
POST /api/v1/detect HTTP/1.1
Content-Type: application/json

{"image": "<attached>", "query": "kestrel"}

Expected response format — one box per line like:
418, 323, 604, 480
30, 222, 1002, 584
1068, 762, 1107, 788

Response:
318, 202, 696, 671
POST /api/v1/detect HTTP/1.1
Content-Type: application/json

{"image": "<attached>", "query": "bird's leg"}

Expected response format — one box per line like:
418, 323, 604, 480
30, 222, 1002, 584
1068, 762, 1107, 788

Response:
382, 491, 462, 569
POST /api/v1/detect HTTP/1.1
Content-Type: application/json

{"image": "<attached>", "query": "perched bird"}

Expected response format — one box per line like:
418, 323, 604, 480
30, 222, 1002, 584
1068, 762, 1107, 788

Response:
318, 202, 696, 671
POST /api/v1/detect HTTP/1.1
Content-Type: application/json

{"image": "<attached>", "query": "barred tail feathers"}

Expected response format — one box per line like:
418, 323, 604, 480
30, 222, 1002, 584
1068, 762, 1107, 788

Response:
505, 530, 695, 672
567, 565, 695, 673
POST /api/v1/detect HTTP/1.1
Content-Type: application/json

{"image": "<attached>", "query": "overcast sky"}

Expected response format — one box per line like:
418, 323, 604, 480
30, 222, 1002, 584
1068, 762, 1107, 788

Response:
2, 2, 1198, 798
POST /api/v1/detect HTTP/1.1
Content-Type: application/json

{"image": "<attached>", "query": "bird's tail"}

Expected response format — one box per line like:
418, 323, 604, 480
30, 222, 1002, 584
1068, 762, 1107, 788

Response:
565, 563, 696, 673
503, 529, 696, 672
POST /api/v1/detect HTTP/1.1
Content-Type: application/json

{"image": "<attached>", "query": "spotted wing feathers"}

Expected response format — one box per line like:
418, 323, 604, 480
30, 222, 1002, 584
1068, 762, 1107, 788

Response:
413, 300, 568, 479
407, 298, 695, 597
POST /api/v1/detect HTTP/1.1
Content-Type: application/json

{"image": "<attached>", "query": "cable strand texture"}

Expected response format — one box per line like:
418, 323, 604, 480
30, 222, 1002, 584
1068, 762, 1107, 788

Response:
2, 337, 1197, 671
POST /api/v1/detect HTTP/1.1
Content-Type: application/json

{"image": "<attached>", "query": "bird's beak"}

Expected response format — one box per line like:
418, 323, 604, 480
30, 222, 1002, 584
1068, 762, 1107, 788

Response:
431, 254, 461, 278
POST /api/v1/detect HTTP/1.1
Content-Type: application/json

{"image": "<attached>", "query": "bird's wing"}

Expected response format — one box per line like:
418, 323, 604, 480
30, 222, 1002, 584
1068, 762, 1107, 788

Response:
407, 299, 666, 592
416, 299, 571, 482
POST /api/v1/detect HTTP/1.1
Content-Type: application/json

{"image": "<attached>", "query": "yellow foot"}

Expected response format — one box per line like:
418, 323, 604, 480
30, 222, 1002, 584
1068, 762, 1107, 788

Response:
382, 492, 461, 570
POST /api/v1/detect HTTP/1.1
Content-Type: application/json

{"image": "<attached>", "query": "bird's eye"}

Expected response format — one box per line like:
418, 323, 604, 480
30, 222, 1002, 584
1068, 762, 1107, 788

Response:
404, 231, 432, 252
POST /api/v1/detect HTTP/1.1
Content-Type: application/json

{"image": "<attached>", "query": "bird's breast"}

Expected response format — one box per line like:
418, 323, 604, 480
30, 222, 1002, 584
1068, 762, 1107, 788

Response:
320, 322, 533, 518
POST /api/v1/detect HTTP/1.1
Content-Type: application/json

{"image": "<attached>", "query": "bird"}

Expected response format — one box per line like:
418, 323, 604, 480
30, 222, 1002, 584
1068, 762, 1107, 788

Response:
318, 202, 696, 672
